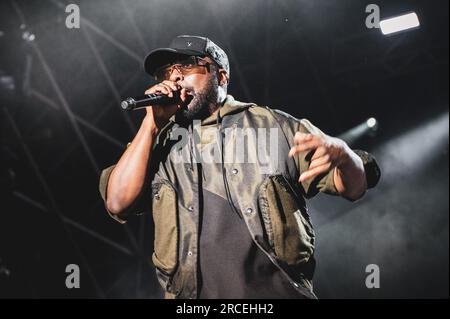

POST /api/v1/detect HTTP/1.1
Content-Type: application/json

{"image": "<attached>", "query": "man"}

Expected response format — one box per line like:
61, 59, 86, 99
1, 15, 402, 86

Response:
99, 35, 380, 299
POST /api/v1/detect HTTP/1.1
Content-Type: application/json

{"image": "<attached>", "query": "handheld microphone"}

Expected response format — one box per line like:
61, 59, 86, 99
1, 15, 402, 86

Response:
121, 91, 180, 111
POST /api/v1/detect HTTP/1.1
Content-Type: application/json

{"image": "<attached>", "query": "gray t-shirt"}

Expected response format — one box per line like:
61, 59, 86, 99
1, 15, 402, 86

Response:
198, 162, 305, 299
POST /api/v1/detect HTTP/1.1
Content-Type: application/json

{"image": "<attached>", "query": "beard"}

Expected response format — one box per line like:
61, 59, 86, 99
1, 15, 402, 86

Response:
178, 76, 219, 122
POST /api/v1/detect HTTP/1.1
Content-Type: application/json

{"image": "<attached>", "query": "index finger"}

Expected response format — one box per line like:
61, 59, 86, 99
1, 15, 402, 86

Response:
161, 80, 180, 91
288, 139, 322, 157
294, 132, 315, 145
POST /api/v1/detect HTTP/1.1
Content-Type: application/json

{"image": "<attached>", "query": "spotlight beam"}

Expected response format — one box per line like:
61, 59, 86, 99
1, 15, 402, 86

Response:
339, 118, 378, 146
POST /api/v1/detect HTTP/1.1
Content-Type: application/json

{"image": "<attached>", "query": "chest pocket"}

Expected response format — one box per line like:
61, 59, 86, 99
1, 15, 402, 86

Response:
258, 175, 315, 266
151, 180, 179, 276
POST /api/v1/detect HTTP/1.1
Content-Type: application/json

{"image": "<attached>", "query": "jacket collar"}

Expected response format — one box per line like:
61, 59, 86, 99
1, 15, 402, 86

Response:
167, 95, 254, 126
201, 95, 254, 126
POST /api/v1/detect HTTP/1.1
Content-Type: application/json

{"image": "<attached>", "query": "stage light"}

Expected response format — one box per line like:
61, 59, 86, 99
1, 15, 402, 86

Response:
367, 118, 378, 129
21, 30, 35, 42
380, 12, 420, 35
338, 117, 379, 146
0, 74, 16, 92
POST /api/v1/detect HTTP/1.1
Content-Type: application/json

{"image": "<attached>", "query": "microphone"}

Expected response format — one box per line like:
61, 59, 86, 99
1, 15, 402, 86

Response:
121, 91, 180, 111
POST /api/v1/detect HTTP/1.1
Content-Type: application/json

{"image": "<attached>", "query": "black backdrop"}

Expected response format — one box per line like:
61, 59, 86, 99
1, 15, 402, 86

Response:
0, 0, 448, 298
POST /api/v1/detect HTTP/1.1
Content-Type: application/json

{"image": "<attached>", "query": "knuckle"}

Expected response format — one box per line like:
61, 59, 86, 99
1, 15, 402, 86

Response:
295, 132, 307, 141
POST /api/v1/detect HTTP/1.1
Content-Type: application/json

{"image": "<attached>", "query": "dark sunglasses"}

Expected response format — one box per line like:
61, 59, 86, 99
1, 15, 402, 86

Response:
154, 56, 212, 82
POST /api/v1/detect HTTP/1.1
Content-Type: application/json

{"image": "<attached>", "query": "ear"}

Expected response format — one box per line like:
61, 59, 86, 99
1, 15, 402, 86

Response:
216, 68, 229, 104
217, 69, 229, 87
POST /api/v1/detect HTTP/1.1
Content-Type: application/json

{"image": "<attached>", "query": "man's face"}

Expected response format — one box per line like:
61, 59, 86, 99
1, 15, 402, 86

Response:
163, 56, 221, 121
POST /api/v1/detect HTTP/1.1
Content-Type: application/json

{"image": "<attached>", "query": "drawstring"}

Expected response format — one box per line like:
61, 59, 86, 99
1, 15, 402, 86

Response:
188, 120, 208, 181
188, 124, 194, 171
217, 109, 243, 219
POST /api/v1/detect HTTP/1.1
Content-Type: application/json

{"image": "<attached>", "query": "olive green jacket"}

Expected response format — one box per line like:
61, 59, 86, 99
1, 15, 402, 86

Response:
99, 95, 380, 299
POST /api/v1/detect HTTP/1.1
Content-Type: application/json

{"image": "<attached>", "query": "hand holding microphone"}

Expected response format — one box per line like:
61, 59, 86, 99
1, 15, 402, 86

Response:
121, 80, 188, 110
123, 81, 191, 131
121, 80, 190, 111
121, 91, 181, 110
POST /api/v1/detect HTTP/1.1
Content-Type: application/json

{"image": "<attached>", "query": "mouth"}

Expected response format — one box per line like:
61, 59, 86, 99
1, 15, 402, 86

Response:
185, 89, 195, 97
180, 91, 194, 109
178, 87, 194, 105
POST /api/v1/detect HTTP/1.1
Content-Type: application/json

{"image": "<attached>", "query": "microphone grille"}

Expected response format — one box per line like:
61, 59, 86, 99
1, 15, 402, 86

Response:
120, 101, 128, 109
121, 98, 134, 110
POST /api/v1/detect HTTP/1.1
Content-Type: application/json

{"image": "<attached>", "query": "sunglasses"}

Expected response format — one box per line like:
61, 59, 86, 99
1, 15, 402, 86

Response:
154, 56, 212, 82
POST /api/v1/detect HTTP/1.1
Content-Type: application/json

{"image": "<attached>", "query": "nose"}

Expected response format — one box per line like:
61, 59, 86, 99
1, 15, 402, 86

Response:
169, 66, 184, 82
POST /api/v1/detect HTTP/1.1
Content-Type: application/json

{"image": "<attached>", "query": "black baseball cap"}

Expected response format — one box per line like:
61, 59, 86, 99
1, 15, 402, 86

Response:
144, 35, 230, 77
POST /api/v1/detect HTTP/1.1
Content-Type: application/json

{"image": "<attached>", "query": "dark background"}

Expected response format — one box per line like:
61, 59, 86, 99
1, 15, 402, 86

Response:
0, 0, 448, 298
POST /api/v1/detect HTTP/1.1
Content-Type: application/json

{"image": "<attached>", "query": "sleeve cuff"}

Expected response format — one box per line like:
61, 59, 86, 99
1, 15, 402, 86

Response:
98, 165, 130, 224
353, 149, 381, 189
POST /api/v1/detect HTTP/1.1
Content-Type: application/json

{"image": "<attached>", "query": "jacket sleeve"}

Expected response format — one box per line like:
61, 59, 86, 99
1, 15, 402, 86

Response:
99, 125, 176, 224
99, 161, 153, 224
272, 109, 380, 199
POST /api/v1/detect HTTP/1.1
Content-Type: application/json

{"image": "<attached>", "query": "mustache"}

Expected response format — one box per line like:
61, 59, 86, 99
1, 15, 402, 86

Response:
177, 84, 195, 96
